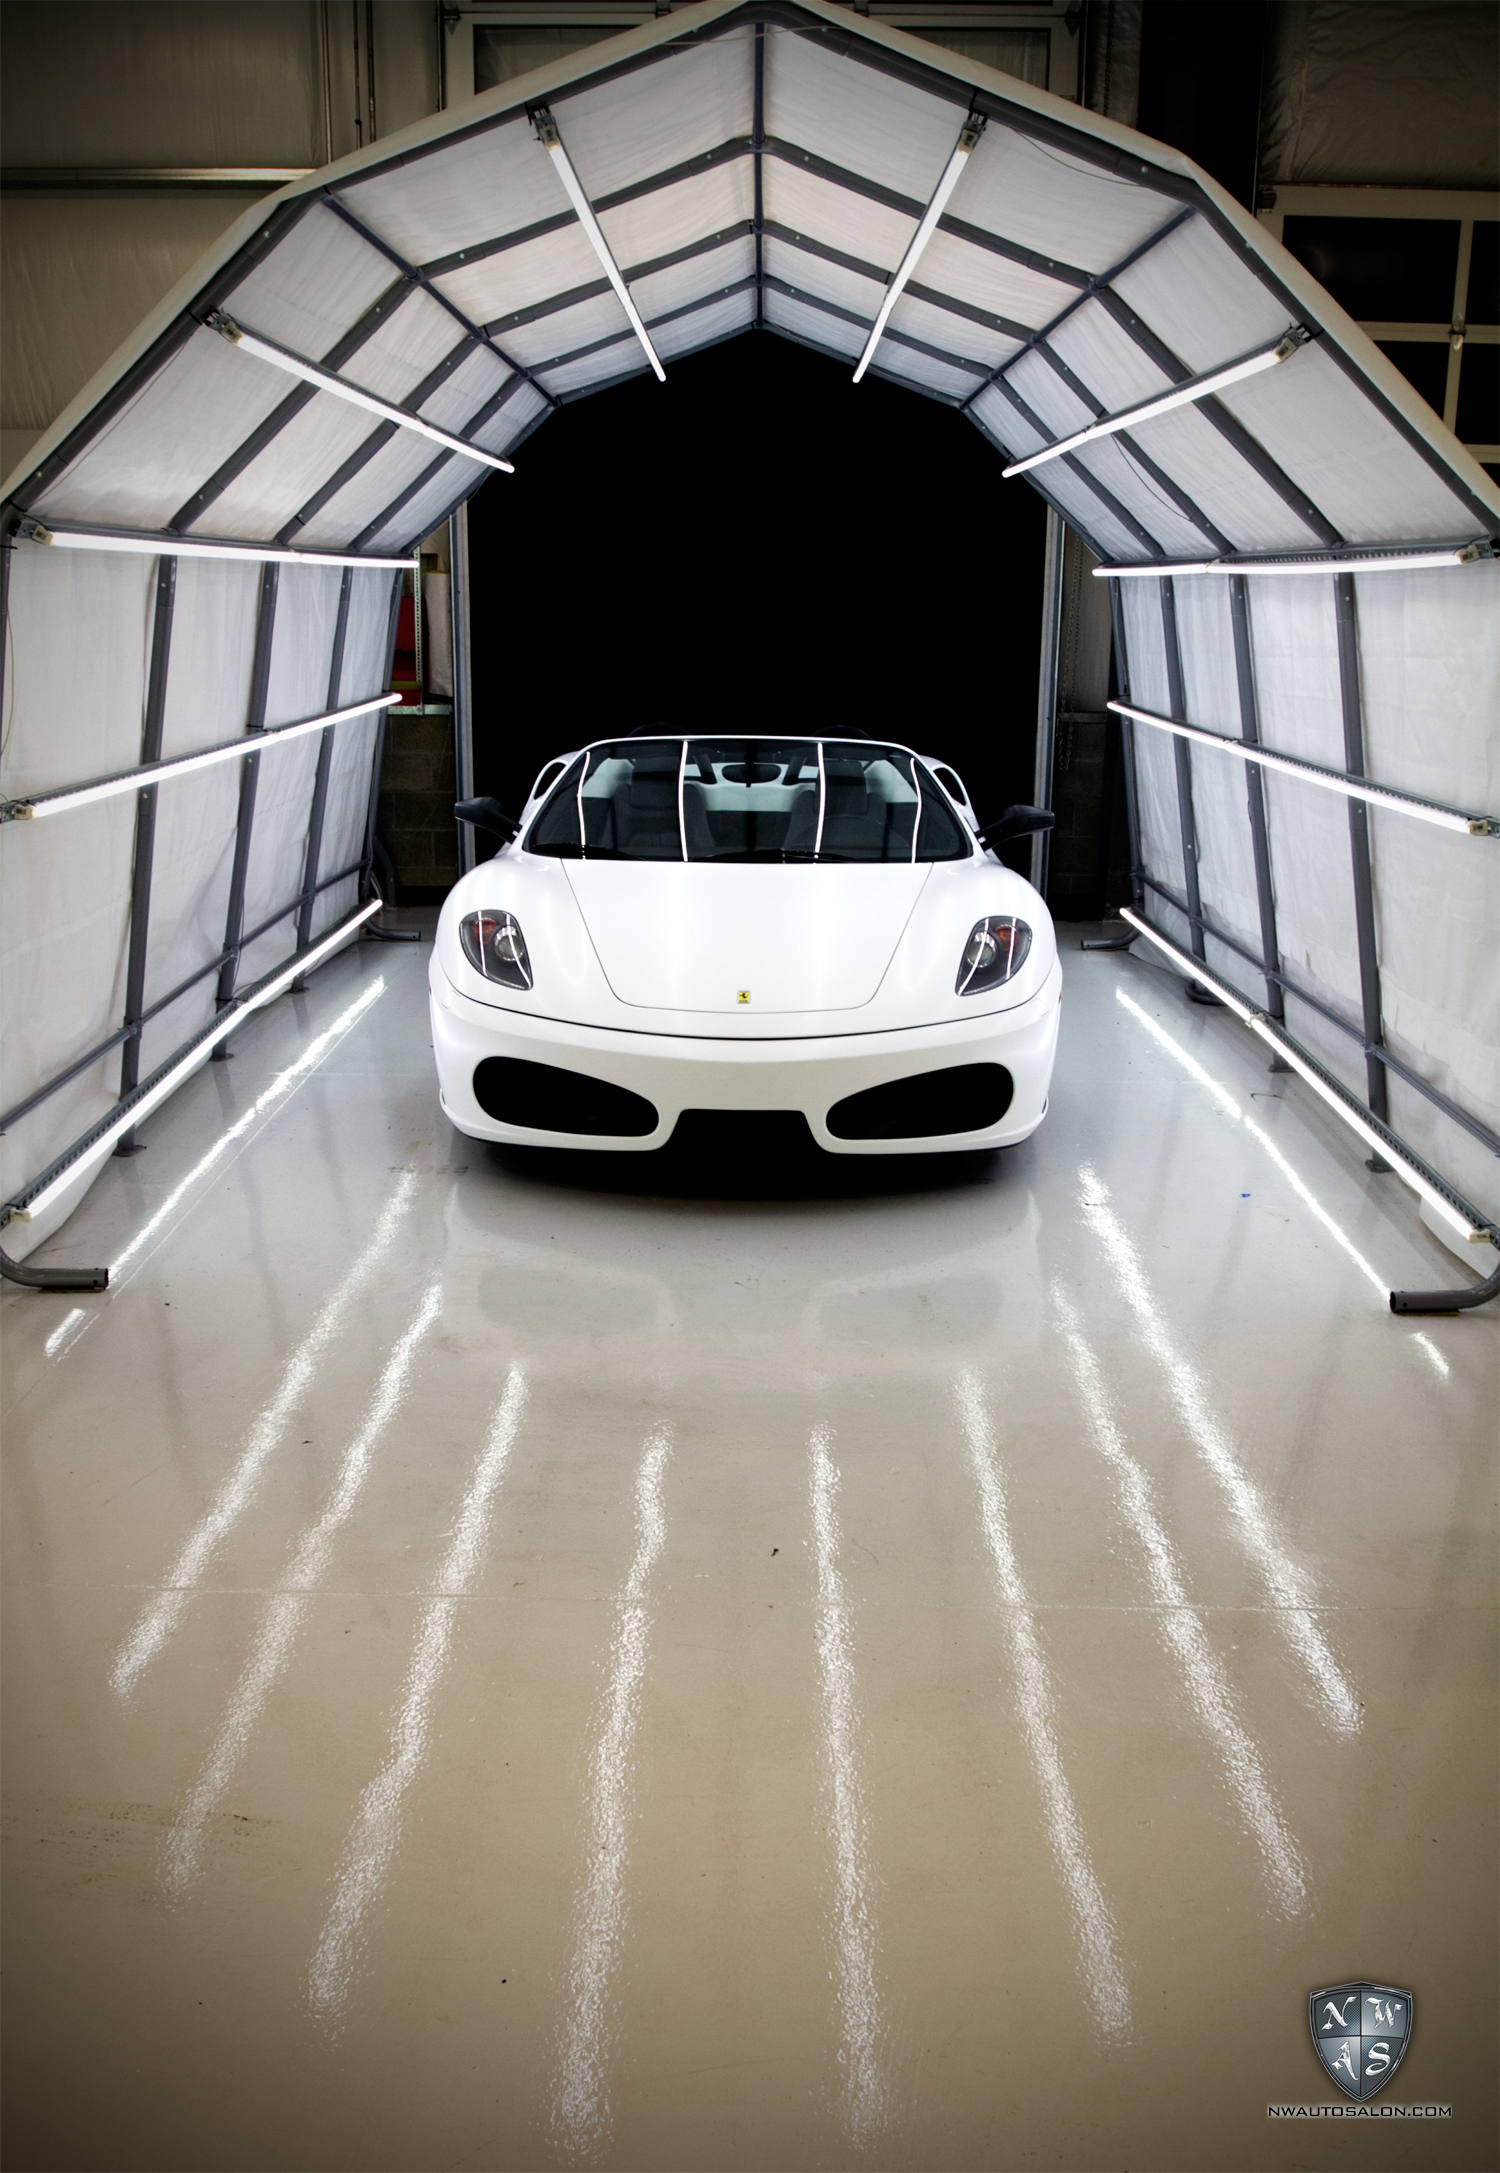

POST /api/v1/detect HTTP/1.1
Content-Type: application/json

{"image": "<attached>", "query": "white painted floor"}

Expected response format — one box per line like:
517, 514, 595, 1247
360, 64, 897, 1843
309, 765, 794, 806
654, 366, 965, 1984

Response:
3, 920, 1495, 2172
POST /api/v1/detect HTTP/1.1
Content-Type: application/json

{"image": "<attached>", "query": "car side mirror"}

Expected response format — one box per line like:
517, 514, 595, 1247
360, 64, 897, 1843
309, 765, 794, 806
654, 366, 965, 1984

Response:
454, 796, 521, 845
974, 804, 1056, 849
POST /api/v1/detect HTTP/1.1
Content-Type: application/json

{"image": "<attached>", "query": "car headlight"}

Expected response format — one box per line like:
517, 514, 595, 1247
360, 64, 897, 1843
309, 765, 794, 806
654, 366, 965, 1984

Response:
956, 915, 1031, 995
459, 909, 533, 989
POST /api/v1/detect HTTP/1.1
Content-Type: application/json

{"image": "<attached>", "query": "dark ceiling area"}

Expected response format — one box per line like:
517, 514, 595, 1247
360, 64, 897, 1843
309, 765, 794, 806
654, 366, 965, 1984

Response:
466, 331, 1048, 842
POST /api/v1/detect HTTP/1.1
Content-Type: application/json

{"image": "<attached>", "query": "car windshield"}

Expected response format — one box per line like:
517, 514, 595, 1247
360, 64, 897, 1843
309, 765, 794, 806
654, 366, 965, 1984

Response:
525, 739, 970, 862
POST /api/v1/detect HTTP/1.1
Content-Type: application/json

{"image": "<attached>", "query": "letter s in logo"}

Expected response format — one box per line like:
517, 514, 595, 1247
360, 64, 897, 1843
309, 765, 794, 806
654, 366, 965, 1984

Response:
1366, 2042, 1391, 2075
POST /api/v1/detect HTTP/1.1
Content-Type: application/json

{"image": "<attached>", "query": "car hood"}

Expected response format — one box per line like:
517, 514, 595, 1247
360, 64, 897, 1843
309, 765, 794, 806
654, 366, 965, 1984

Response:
562, 861, 931, 1012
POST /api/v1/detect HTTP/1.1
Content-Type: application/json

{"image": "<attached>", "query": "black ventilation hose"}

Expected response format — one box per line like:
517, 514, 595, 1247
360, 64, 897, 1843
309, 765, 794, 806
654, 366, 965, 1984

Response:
0, 1241, 108, 1291
1390, 1244, 1500, 1314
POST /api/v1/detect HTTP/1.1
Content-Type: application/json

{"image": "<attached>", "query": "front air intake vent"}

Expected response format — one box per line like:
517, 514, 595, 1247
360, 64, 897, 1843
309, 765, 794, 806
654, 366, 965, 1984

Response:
827, 1063, 1013, 1140
473, 1058, 658, 1137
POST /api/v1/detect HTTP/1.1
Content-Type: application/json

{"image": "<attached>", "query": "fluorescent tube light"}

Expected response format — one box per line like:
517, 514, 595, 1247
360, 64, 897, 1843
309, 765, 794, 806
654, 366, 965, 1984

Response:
3, 695, 401, 823
9, 901, 381, 1224
853, 117, 983, 385
1110, 701, 1498, 836
23, 522, 411, 570
1117, 908, 1487, 1245
535, 109, 665, 383
1096, 543, 1491, 579
209, 313, 515, 472
1002, 329, 1309, 478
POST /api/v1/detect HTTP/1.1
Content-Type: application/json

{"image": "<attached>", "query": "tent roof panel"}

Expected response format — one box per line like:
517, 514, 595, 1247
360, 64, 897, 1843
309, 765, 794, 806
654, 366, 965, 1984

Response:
431, 222, 608, 334
222, 202, 397, 364
549, 31, 752, 201
196, 391, 385, 542
887, 291, 1015, 376
915, 229, 1079, 337
952, 125, 1182, 282
416, 348, 513, 436
337, 117, 567, 274
766, 27, 965, 208
595, 164, 755, 275
343, 290, 474, 407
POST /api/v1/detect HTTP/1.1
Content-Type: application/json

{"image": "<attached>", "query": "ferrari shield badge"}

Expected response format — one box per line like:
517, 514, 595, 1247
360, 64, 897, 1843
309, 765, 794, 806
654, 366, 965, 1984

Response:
1309, 1982, 1412, 2100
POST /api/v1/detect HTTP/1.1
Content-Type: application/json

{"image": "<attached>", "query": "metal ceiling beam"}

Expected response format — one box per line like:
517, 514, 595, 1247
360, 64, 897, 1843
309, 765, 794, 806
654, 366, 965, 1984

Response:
753, 21, 767, 329
761, 274, 988, 379
112, 554, 177, 1155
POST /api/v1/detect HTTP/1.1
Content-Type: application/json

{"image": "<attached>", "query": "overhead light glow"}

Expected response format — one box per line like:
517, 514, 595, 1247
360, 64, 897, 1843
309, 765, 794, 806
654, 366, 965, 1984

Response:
210, 313, 515, 471
535, 109, 666, 383
1095, 543, 1491, 579
22, 521, 411, 571
1002, 329, 1310, 478
4, 695, 401, 823
7, 902, 381, 1227
1117, 907, 1489, 1246
853, 117, 983, 385
1110, 701, 1498, 836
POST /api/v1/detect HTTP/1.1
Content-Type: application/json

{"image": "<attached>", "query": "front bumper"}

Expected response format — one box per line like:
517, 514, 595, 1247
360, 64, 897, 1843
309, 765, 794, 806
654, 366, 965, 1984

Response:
430, 964, 1062, 1154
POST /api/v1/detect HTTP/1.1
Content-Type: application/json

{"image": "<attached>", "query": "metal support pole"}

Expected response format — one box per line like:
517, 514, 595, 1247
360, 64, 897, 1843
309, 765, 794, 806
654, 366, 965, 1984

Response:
1159, 575, 1208, 969
1333, 571, 1392, 1156
450, 503, 475, 876
1031, 505, 1064, 894
290, 567, 353, 985
211, 562, 279, 1051
752, 23, 766, 328
113, 555, 177, 1151
1227, 573, 1285, 1024
1108, 576, 1144, 909
360, 568, 421, 940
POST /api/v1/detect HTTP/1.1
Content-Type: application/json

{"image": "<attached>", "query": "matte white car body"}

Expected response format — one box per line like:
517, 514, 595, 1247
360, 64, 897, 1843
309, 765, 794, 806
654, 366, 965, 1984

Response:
430, 738, 1061, 1154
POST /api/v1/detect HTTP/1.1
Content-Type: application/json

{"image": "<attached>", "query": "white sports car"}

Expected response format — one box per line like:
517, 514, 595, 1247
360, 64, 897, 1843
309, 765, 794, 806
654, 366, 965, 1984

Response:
430, 733, 1060, 1155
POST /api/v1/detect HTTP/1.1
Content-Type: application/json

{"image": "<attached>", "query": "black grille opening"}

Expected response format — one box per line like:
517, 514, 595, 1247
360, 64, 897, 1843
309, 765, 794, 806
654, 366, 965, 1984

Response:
827, 1064, 1013, 1141
473, 1058, 658, 1137
667, 1109, 817, 1156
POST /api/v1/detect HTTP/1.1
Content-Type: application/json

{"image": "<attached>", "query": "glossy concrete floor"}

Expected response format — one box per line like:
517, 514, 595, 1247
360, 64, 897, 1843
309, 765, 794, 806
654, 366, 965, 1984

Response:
3, 922, 1496, 2173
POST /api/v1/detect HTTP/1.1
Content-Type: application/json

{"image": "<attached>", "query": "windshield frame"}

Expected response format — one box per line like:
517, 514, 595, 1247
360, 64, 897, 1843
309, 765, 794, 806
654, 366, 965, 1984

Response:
522, 736, 973, 865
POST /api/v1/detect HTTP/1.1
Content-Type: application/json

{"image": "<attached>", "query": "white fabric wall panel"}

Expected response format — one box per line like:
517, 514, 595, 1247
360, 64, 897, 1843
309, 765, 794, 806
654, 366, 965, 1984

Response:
1243, 580, 1343, 762
132, 770, 239, 1075
308, 724, 380, 942
0, 797, 136, 1200
3, 549, 152, 796
159, 559, 262, 755
338, 571, 399, 707
235, 732, 323, 987
265, 565, 345, 727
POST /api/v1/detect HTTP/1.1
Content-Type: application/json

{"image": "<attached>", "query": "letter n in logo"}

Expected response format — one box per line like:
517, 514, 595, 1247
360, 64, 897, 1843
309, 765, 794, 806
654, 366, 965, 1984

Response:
1309, 1981, 1413, 2100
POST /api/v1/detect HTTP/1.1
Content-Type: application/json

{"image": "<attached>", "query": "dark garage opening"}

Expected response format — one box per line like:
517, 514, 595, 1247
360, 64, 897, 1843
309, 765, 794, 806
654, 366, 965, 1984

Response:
466, 334, 1049, 855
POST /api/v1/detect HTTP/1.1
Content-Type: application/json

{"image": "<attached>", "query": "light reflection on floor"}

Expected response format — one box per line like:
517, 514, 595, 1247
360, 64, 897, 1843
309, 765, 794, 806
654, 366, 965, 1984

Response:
3, 923, 1495, 2171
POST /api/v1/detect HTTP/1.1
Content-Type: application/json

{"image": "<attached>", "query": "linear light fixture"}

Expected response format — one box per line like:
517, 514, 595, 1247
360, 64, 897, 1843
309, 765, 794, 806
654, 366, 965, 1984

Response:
2, 695, 401, 824
1116, 909, 1487, 1245
853, 115, 984, 385
1002, 328, 1311, 478
7, 901, 382, 1226
209, 312, 515, 472
21, 520, 412, 571
1111, 700, 1499, 837
1096, 543, 1492, 578
534, 108, 665, 383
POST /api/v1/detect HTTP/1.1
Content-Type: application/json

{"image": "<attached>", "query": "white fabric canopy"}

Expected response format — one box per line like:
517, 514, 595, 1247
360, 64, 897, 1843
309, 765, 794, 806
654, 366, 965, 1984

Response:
3, 0, 1497, 1267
